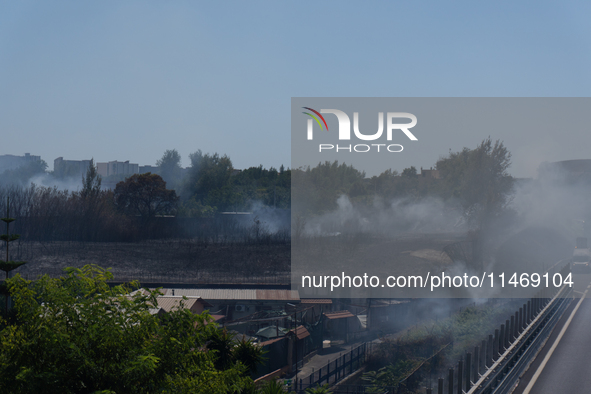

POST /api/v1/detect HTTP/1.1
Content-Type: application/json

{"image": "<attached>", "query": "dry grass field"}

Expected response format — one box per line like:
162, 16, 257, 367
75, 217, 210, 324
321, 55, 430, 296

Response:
11, 240, 291, 285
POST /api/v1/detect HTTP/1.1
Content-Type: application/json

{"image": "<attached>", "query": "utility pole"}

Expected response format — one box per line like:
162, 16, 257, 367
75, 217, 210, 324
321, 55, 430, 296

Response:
0, 197, 27, 316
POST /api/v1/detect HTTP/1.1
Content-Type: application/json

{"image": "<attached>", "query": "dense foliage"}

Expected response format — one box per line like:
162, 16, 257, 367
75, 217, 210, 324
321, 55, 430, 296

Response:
114, 173, 179, 218
180, 151, 290, 216
292, 138, 513, 221
0, 139, 513, 242
435, 138, 513, 224
363, 301, 521, 392
0, 265, 265, 394
156, 149, 183, 191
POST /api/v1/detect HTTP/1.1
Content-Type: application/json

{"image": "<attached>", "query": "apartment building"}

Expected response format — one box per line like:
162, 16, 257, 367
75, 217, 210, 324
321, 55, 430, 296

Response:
96, 160, 139, 177
54, 157, 92, 178
0, 153, 42, 173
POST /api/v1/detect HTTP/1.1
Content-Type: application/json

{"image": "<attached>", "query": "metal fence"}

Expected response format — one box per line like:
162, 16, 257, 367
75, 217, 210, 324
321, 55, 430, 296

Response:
291, 343, 368, 393
17, 268, 291, 286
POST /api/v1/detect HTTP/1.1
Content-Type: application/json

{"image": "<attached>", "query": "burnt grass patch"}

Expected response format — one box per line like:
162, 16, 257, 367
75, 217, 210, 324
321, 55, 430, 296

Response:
10, 240, 291, 284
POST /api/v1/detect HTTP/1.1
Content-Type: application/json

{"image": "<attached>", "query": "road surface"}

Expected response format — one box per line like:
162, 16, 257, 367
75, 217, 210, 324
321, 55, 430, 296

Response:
513, 274, 591, 394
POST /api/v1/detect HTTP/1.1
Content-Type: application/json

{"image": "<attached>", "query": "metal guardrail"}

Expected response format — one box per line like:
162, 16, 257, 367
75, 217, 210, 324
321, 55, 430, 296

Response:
491, 298, 571, 393
424, 263, 573, 394
470, 286, 572, 394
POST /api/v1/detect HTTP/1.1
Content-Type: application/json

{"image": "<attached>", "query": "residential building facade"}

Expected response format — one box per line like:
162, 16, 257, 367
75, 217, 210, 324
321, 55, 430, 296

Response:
0, 153, 42, 174
97, 160, 139, 177
54, 157, 92, 178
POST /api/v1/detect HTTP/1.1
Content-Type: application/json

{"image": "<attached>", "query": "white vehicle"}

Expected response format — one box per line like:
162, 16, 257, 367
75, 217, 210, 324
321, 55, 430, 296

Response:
572, 237, 591, 274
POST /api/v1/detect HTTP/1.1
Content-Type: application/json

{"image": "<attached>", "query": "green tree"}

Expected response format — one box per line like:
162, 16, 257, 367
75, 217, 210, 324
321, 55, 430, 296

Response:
230, 336, 267, 376
114, 173, 179, 218
228, 165, 291, 210
257, 379, 290, 394
81, 158, 102, 201
177, 197, 216, 218
436, 138, 513, 266
436, 138, 513, 224
185, 150, 234, 209
208, 328, 238, 371
156, 149, 183, 190
0, 265, 259, 393
206, 328, 266, 377
291, 161, 365, 214
77, 158, 108, 240
361, 361, 418, 393
305, 384, 332, 393
401, 166, 417, 178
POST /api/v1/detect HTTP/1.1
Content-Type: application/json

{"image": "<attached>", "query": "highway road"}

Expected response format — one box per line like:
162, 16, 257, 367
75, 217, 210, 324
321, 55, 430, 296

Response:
513, 274, 591, 394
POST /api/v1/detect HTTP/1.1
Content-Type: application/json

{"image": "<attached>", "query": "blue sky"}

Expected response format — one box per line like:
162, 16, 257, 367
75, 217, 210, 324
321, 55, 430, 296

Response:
2, 1, 591, 177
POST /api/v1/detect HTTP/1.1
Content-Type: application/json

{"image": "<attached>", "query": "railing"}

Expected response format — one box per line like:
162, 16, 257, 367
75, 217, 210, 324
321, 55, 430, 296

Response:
291, 343, 367, 393
423, 263, 573, 394
18, 268, 291, 286
316, 263, 574, 394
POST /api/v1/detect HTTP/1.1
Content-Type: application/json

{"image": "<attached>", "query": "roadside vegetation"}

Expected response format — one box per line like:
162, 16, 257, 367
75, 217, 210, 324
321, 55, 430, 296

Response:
0, 264, 280, 393
363, 300, 522, 392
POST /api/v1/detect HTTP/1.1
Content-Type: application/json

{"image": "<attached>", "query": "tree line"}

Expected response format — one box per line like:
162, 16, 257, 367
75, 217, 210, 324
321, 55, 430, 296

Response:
0, 149, 291, 216
0, 138, 513, 242
294, 138, 514, 222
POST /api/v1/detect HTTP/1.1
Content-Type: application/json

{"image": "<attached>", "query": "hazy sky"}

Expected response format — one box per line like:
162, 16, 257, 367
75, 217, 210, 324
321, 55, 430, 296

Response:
2, 1, 591, 177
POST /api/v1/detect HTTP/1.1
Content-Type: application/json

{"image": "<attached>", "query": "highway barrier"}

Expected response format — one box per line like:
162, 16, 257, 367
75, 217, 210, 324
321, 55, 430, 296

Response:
424, 263, 573, 394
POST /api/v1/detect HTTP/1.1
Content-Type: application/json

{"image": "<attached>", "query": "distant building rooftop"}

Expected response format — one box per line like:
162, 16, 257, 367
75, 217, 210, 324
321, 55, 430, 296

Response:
289, 325, 310, 340
97, 160, 139, 177
538, 159, 591, 183
300, 299, 332, 304
0, 153, 42, 174
156, 296, 209, 313
161, 288, 300, 301
323, 310, 355, 320
255, 325, 289, 339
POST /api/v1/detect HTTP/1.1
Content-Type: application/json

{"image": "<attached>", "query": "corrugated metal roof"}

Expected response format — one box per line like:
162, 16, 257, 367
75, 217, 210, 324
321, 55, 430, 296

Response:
289, 325, 310, 340
156, 297, 201, 313
171, 289, 257, 300
149, 307, 164, 315
128, 288, 152, 297
301, 299, 332, 304
256, 325, 289, 339
324, 310, 355, 320
259, 337, 286, 346
255, 290, 300, 301
163, 288, 299, 301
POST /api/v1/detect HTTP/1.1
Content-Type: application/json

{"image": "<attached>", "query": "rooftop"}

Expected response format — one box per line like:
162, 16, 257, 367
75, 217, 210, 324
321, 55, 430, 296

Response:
324, 310, 355, 320
161, 288, 300, 301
